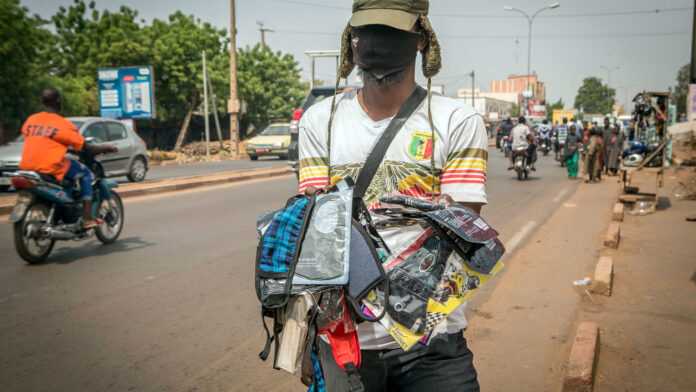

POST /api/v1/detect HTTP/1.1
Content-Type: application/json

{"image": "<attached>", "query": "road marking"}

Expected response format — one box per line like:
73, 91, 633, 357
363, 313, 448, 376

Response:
564, 202, 577, 208
505, 220, 537, 254
553, 188, 570, 203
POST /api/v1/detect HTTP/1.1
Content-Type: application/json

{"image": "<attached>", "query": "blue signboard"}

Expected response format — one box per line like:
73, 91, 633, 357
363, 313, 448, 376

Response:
98, 66, 156, 119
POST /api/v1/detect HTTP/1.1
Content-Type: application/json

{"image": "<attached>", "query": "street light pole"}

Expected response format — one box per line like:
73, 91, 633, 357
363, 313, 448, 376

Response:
470, 70, 475, 109
257, 21, 274, 48
229, 0, 240, 156
600, 65, 620, 88
504, 2, 560, 116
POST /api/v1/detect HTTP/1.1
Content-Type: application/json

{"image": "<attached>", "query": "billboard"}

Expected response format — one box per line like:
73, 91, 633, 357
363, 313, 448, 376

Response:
98, 66, 156, 119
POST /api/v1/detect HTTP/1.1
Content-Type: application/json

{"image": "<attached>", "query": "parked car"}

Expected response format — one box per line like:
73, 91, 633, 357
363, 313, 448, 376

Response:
0, 117, 149, 191
288, 86, 357, 173
245, 123, 291, 160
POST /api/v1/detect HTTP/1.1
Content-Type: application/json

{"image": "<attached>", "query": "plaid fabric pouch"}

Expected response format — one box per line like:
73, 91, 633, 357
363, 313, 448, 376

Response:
258, 196, 312, 276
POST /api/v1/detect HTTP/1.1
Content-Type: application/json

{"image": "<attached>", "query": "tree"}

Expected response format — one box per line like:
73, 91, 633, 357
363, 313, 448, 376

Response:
673, 64, 689, 116
236, 45, 306, 136
574, 77, 616, 114
0, 0, 53, 137
546, 98, 564, 116
510, 103, 520, 117
51, 1, 149, 79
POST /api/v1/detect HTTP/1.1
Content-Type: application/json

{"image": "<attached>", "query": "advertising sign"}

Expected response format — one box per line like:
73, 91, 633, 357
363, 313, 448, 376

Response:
98, 66, 156, 119
528, 99, 547, 118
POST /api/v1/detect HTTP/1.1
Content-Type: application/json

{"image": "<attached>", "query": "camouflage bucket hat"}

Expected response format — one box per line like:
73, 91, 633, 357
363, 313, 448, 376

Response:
338, 0, 441, 79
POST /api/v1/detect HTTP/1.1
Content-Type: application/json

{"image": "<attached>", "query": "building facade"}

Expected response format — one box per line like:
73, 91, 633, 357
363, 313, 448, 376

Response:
456, 88, 515, 121
490, 74, 546, 103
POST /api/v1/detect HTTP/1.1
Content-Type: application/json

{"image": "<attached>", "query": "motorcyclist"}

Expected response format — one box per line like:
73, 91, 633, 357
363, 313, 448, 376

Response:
508, 116, 536, 171
19, 88, 117, 229
538, 119, 552, 151
554, 118, 569, 160
498, 117, 514, 150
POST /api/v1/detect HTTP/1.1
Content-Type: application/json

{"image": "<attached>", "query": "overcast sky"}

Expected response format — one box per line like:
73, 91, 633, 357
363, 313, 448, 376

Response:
22, 0, 694, 109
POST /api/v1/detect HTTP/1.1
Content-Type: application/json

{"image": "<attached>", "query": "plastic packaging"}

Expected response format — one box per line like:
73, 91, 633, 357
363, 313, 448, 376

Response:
293, 187, 352, 285
628, 201, 656, 216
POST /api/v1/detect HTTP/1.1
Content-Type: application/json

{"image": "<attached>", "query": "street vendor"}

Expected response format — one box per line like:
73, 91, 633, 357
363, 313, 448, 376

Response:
298, 0, 487, 390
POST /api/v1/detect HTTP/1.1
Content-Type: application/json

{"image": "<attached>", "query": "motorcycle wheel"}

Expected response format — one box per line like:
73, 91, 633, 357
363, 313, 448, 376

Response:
517, 170, 523, 181
14, 203, 55, 264
95, 192, 124, 244
524, 170, 529, 180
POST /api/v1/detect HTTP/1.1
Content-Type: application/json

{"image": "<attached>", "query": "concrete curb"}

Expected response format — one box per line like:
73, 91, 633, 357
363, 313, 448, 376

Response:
612, 203, 624, 222
0, 167, 292, 216
562, 321, 600, 392
590, 256, 613, 296
603, 222, 621, 249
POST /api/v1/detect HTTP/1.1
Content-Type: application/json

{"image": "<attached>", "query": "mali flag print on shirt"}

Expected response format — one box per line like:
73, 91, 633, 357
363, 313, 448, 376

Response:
407, 130, 434, 161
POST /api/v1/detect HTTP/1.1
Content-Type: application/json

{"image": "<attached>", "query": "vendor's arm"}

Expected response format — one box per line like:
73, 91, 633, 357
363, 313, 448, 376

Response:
441, 110, 488, 214
298, 107, 330, 194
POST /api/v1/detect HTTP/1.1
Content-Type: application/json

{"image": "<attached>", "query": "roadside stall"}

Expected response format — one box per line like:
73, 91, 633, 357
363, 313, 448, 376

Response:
619, 92, 671, 210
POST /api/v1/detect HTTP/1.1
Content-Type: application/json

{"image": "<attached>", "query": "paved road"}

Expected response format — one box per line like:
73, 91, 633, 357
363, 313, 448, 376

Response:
0, 151, 579, 392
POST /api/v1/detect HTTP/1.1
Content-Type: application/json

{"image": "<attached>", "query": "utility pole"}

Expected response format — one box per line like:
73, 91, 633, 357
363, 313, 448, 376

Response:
229, 0, 239, 157
504, 2, 560, 116
691, 0, 696, 83
600, 65, 620, 88
257, 21, 274, 48
202, 51, 210, 159
470, 70, 476, 109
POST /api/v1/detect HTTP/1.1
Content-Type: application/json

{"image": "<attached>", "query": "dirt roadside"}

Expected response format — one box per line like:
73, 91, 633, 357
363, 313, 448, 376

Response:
582, 169, 696, 392
466, 177, 618, 391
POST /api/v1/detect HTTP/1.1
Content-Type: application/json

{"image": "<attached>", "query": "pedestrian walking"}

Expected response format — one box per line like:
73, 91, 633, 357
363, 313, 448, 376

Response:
298, 1, 485, 390
585, 127, 603, 183
605, 125, 623, 175
564, 125, 581, 179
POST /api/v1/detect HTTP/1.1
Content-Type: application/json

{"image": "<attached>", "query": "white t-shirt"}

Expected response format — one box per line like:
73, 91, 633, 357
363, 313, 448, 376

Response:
511, 124, 531, 150
298, 90, 488, 349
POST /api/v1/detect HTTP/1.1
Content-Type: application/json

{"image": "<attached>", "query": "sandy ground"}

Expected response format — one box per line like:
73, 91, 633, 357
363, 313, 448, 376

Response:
467, 172, 618, 392
584, 168, 696, 392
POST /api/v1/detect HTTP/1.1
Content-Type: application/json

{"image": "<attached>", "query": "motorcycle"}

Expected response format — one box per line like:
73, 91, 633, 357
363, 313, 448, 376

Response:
622, 140, 663, 167
503, 135, 513, 158
512, 147, 529, 181
555, 140, 566, 167
5, 145, 124, 264
539, 137, 551, 156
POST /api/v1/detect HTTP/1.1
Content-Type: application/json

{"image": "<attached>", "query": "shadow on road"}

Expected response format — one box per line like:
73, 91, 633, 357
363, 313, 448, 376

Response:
41, 236, 156, 265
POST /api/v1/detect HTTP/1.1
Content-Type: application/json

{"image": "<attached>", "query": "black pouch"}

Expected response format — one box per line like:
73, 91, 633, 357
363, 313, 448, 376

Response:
345, 218, 388, 322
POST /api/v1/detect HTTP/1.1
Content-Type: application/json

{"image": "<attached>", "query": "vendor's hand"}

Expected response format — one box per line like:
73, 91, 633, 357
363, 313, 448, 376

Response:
432, 194, 455, 208
303, 186, 319, 196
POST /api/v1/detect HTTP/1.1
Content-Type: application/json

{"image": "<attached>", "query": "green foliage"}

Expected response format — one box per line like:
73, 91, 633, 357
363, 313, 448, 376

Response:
236, 45, 306, 133
510, 103, 520, 117
0, 0, 52, 134
144, 12, 228, 123
546, 98, 565, 116
0, 0, 307, 144
51, 0, 148, 78
574, 77, 616, 115
673, 64, 689, 116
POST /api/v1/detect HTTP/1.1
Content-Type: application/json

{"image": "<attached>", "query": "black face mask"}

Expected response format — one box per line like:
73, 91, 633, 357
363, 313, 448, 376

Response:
351, 25, 420, 81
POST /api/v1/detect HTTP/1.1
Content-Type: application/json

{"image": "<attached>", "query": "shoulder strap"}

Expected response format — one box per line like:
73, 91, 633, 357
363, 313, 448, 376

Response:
353, 85, 428, 200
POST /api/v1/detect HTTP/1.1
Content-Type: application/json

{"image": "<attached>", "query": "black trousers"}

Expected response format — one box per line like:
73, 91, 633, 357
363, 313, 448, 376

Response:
358, 332, 480, 392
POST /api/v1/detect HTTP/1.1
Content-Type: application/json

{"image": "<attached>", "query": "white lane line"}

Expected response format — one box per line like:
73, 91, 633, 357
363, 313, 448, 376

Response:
553, 187, 570, 203
505, 220, 538, 254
